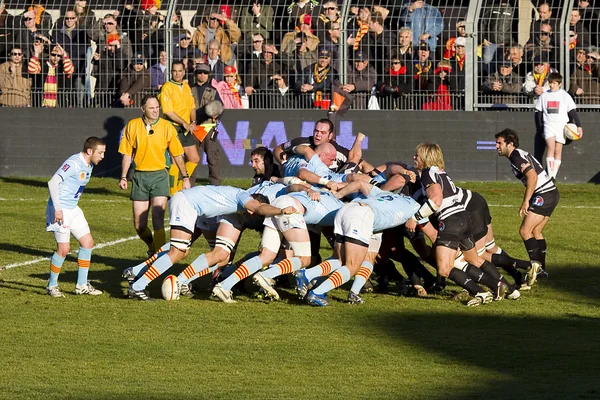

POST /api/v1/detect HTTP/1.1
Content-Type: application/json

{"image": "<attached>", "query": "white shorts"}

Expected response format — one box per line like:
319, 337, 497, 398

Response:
333, 202, 374, 246
544, 125, 566, 144
263, 195, 307, 232
45, 205, 90, 243
168, 192, 197, 233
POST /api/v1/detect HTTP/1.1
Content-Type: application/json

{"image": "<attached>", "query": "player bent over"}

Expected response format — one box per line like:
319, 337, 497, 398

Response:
126, 185, 295, 300
45, 137, 106, 297
495, 129, 559, 285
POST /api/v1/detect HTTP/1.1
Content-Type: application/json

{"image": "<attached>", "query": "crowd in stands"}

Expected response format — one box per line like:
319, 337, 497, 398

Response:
0, 0, 599, 109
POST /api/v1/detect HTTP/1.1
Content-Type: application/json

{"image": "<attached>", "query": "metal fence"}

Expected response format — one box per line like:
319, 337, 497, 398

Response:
0, 0, 598, 110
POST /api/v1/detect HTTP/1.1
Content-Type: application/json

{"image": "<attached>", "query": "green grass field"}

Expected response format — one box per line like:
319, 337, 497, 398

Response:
0, 177, 599, 400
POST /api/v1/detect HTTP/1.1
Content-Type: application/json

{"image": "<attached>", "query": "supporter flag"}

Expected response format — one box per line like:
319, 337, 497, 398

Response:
331, 84, 352, 116
193, 123, 217, 142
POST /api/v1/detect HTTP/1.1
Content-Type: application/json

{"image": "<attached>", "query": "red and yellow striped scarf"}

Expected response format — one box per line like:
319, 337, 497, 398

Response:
455, 54, 465, 70
414, 61, 432, 79
42, 62, 57, 108
353, 19, 369, 51
228, 82, 242, 106
28, 5, 45, 25
533, 65, 549, 86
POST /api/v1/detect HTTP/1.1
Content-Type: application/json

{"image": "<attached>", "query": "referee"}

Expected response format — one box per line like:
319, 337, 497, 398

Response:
118, 95, 190, 256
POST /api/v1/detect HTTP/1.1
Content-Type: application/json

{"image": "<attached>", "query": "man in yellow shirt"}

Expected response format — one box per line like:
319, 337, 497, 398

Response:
118, 95, 190, 256
157, 60, 199, 195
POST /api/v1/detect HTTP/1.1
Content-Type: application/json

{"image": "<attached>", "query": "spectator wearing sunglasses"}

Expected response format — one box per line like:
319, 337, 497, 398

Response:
18, 1, 53, 33
316, 1, 341, 43
568, 46, 600, 105
28, 43, 74, 107
10, 9, 49, 60
191, 9, 240, 66
0, 46, 31, 107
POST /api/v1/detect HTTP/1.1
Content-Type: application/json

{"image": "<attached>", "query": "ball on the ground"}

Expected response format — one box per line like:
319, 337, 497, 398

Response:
564, 123, 582, 141
161, 275, 180, 301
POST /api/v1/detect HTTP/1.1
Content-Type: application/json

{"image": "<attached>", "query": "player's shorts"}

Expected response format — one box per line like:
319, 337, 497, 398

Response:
544, 125, 566, 144
46, 205, 90, 243
263, 195, 307, 232
130, 169, 170, 201
168, 191, 197, 233
175, 124, 197, 147
435, 212, 476, 251
333, 202, 374, 247
466, 192, 492, 243
528, 189, 560, 217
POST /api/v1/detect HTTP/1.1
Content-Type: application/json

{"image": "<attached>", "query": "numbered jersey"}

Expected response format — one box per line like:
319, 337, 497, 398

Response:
352, 186, 420, 232
508, 148, 556, 195
182, 185, 252, 218
48, 153, 93, 210
420, 166, 465, 220
246, 181, 287, 203
289, 190, 344, 226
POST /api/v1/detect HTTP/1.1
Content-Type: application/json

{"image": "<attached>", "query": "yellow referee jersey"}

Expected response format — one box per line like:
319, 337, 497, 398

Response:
157, 80, 195, 126
118, 117, 185, 171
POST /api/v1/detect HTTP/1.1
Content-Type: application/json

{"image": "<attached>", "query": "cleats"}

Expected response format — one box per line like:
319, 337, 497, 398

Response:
362, 278, 374, 293
122, 267, 136, 283
46, 285, 65, 298
252, 273, 279, 301
211, 268, 222, 290
493, 282, 508, 301
212, 283, 236, 303
507, 289, 521, 300
467, 292, 493, 307
306, 290, 329, 307
179, 282, 194, 298
75, 282, 102, 296
527, 261, 542, 287
127, 286, 154, 301
537, 268, 549, 280
294, 269, 309, 299
347, 292, 365, 305
413, 284, 428, 298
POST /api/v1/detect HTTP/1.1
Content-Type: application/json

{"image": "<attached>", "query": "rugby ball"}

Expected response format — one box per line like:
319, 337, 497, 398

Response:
564, 123, 582, 141
161, 275, 180, 301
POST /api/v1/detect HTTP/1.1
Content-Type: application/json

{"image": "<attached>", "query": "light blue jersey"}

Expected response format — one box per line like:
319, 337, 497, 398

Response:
353, 187, 420, 232
246, 181, 287, 203
183, 185, 252, 218
284, 154, 347, 183
48, 153, 93, 210
289, 190, 344, 226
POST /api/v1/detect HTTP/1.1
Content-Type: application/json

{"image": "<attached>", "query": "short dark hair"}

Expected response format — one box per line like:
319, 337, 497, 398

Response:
495, 129, 520, 148
141, 94, 157, 107
251, 146, 274, 163
250, 193, 270, 204
315, 118, 334, 134
172, 60, 185, 69
83, 136, 105, 152
548, 72, 563, 84
370, 11, 384, 26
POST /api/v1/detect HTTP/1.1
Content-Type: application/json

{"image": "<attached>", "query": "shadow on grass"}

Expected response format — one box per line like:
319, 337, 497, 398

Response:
0, 177, 117, 195
359, 311, 600, 400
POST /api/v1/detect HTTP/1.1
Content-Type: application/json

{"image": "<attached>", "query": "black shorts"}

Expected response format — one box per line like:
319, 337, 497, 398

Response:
466, 192, 492, 243
435, 212, 476, 251
176, 125, 197, 147
528, 189, 560, 217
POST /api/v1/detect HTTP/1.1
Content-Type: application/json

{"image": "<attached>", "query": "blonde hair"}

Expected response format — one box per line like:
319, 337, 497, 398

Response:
416, 142, 445, 170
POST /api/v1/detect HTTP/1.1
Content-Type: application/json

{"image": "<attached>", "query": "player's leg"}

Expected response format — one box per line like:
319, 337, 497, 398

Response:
47, 238, 70, 297
532, 215, 550, 276
72, 227, 102, 296
483, 224, 528, 286
347, 131, 366, 165
132, 200, 154, 254
183, 144, 200, 187
262, 227, 311, 279
150, 195, 168, 250
544, 136, 556, 178
552, 142, 564, 178
437, 245, 491, 306
519, 211, 547, 286
348, 250, 377, 303
215, 225, 263, 294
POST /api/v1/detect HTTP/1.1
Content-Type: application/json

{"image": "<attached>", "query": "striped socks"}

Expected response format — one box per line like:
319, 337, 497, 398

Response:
350, 261, 373, 295
313, 266, 351, 295
304, 258, 342, 281
262, 257, 302, 279
220, 256, 263, 291
48, 252, 65, 287
76, 247, 92, 286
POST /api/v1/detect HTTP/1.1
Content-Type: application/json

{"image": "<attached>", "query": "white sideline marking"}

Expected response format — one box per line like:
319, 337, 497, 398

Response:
0, 198, 128, 203
0, 235, 139, 271
488, 204, 600, 209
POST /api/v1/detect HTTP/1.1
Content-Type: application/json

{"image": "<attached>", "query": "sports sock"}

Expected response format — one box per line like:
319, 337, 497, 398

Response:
131, 247, 169, 276
492, 249, 530, 270
448, 267, 484, 296
305, 258, 341, 281
138, 227, 155, 253
48, 252, 65, 287
480, 260, 511, 287
220, 256, 263, 291
524, 238, 542, 263
537, 239, 547, 271
169, 164, 179, 196
465, 264, 498, 291
350, 261, 373, 295
185, 161, 198, 186
552, 159, 561, 179
76, 247, 92, 286
218, 263, 239, 281
177, 253, 208, 285
132, 253, 173, 291
153, 228, 166, 249
546, 157, 554, 177
262, 257, 302, 279
313, 266, 352, 295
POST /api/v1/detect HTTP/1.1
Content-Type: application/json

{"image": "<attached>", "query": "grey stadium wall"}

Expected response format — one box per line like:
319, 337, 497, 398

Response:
0, 109, 598, 183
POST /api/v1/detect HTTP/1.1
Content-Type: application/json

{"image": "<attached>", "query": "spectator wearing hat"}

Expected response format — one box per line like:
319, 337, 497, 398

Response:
118, 51, 151, 107
191, 62, 223, 185
149, 50, 167, 90
449, 36, 467, 92
286, 0, 320, 34
413, 42, 434, 92
297, 48, 338, 108
568, 47, 600, 105
28, 43, 74, 107
245, 43, 283, 99
192, 8, 241, 66
423, 60, 453, 110
240, 1, 275, 41
281, 13, 320, 77
173, 30, 202, 70
91, 13, 133, 68
214, 65, 244, 109
360, 11, 397, 76
341, 50, 377, 108
376, 52, 412, 110
444, 20, 466, 60
523, 54, 558, 100
481, 60, 523, 105
399, 0, 443, 51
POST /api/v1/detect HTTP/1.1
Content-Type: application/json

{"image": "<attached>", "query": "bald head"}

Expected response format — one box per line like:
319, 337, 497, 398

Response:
315, 142, 337, 167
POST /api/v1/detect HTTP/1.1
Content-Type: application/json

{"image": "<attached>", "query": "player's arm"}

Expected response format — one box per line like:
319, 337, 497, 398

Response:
119, 154, 132, 190
172, 154, 191, 189
165, 111, 193, 132
287, 183, 320, 201
406, 184, 441, 232
293, 144, 316, 160
273, 144, 286, 164
47, 174, 64, 223
567, 109, 583, 136
244, 199, 295, 217
297, 168, 340, 191
520, 167, 538, 218
334, 180, 373, 199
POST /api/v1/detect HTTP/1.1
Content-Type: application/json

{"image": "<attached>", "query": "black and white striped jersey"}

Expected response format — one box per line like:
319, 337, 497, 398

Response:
508, 149, 556, 194
420, 166, 466, 220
